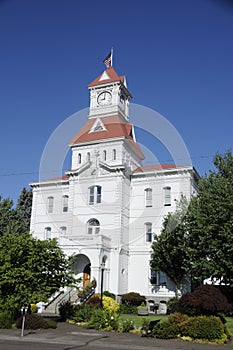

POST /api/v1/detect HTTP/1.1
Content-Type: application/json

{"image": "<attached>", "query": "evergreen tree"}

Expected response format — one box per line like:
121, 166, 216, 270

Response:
0, 195, 26, 235
16, 187, 32, 231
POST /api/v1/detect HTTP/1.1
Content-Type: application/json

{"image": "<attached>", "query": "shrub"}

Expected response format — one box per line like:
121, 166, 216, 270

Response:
118, 319, 135, 333
103, 291, 116, 300
153, 320, 179, 339
168, 312, 189, 326
16, 314, 57, 329
72, 304, 94, 323
119, 304, 138, 314
87, 308, 118, 330
0, 311, 14, 329
102, 296, 119, 314
86, 296, 101, 307
178, 285, 232, 316
30, 304, 38, 313
58, 300, 74, 322
180, 315, 224, 341
167, 297, 179, 314
121, 292, 145, 306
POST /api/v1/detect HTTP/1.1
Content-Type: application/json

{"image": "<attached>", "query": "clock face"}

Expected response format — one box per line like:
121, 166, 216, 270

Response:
97, 91, 112, 105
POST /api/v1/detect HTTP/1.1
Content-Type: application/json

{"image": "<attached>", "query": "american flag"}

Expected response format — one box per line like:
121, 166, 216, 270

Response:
103, 51, 112, 68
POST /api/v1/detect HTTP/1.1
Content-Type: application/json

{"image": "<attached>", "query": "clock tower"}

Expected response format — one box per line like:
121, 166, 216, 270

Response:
88, 66, 132, 121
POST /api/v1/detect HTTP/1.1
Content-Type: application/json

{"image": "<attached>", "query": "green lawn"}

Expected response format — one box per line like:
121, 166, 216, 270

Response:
226, 317, 233, 336
119, 314, 233, 334
119, 314, 167, 329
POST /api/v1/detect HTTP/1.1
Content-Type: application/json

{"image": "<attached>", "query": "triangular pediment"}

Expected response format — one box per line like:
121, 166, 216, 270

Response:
89, 118, 106, 133
99, 71, 110, 81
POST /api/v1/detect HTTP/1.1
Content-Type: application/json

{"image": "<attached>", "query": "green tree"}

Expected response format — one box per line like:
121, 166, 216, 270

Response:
150, 196, 190, 297
16, 187, 32, 231
0, 195, 26, 235
187, 151, 233, 285
0, 232, 75, 314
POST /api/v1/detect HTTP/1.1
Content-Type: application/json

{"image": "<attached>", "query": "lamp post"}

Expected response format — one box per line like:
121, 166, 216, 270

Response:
100, 262, 105, 308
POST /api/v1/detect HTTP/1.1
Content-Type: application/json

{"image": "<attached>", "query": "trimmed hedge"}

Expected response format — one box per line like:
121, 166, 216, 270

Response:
121, 292, 145, 306
16, 314, 57, 329
180, 315, 224, 341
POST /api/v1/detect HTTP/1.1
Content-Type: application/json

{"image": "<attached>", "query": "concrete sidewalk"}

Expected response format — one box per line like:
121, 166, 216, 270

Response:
0, 322, 232, 350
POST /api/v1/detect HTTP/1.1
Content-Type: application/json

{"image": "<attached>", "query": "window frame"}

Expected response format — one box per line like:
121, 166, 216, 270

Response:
164, 186, 171, 206
145, 188, 152, 207
45, 227, 51, 240
87, 218, 100, 234
62, 195, 69, 212
145, 222, 152, 242
88, 185, 102, 205
47, 196, 54, 213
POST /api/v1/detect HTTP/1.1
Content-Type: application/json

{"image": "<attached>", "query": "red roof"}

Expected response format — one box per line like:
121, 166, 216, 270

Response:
133, 164, 182, 173
69, 115, 144, 159
88, 66, 125, 87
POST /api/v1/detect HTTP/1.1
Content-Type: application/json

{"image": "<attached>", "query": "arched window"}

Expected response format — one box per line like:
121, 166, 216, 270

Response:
78, 153, 81, 164
88, 185, 102, 205
45, 227, 51, 240
164, 186, 171, 206
103, 150, 107, 161
112, 149, 116, 160
60, 226, 67, 236
145, 188, 152, 207
145, 222, 152, 242
87, 152, 90, 161
87, 219, 100, 235
62, 195, 69, 212
47, 196, 54, 213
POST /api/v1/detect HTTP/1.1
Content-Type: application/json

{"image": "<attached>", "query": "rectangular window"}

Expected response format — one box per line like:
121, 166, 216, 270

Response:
89, 186, 95, 205
150, 270, 167, 285
45, 227, 51, 240
62, 195, 69, 212
47, 197, 54, 213
164, 186, 171, 206
145, 188, 152, 207
145, 222, 152, 242
89, 186, 102, 205
96, 186, 101, 203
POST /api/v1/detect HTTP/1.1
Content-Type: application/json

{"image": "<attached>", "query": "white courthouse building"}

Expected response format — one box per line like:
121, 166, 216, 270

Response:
30, 64, 199, 306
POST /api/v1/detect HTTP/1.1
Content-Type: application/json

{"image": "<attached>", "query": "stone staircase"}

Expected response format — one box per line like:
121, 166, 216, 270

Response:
43, 287, 79, 314
42, 285, 96, 315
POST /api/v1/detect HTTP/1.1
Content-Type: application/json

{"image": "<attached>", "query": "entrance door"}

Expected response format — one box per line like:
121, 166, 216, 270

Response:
83, 263, 91, 287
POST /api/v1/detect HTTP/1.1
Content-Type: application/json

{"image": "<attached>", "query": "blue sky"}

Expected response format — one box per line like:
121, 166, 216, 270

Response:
0, 0, 232, 204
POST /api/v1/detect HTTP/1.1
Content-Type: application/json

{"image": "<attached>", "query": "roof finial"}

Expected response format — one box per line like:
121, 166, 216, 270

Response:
103, 48, 113, 68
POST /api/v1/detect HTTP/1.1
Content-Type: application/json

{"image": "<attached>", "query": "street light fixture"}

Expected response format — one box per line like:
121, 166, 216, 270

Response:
100, 262, 105, 308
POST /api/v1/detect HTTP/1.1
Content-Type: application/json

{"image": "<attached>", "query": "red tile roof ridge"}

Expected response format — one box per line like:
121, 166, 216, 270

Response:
88, 67, 125, 87
133, 164, 187, 173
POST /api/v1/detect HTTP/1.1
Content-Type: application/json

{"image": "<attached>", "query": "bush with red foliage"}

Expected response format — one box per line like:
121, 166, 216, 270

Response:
178, 285, 232, 316
86, 295, 101, 307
